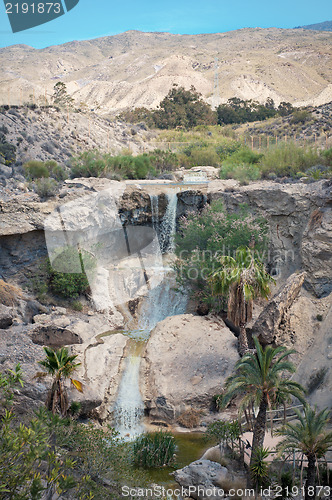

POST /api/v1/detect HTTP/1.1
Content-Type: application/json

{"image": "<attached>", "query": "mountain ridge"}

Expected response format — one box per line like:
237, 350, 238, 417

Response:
294, 21, 332, 32
0, 28, 331, 114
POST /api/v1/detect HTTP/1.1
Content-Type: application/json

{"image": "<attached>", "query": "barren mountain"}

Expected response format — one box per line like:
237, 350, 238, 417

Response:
0, 28, 331, 114
294, 21, 332, 32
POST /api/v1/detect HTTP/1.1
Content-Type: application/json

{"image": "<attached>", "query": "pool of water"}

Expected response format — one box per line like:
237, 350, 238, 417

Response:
140, 432, 214, 488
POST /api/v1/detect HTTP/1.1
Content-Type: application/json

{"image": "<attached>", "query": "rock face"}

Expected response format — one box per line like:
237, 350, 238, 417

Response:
251, 272, 305, 345
301, 207, 332, 297
69, 332, 128, 418
0, 302, 127, 418
1, 178, 330, 300
0, 303, 14, 329
294, 295, 332, 410
173, 460, 245, 500
208, 179, 332, 297
141, 314, 239, 422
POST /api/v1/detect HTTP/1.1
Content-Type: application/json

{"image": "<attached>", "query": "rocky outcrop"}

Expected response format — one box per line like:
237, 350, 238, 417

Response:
1, 178, 331, 299
0, 302, 127, 418
293, 294, 332, 410
141, 314, 239, 422
301, 207, 332, 297
31, 325, 83, 347
69, 332, 128, 418
208, 179, 332, 297
173, 460, 245, 500
251, 272, 305, 345
0, 303, 14, 329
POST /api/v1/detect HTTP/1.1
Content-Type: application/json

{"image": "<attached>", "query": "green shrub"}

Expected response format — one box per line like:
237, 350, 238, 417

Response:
147, 149, 179, 172
45, 160, 68, 181
133, 431, 176, 468
48, 248, 96, 299
259, 143, 321, 178
0, 133, 16, 165
34, 178, 58, 198
70, 150, 155, 179
250, 447, 270, 489
71, 300, 83, 312
321, 148, 332, 166
290, 110, 310, 124
219, 162, 261, 184
24, 160, 50, 179
174, 200, 268, 312
205, 420, 241, 446
224, 147, 263, 165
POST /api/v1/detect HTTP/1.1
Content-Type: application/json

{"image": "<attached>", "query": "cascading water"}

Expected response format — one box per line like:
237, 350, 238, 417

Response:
150, 194, 159, 234
158, 192, 178, 254
113, 189, 186, 439
112, 340, 145, 439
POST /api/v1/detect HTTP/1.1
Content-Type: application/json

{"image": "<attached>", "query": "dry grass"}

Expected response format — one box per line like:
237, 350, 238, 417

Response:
0, 279, 22, 306
177, 408, 203, 428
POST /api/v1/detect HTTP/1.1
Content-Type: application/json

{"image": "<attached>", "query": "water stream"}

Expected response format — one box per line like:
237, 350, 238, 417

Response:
112, 190, 186, 439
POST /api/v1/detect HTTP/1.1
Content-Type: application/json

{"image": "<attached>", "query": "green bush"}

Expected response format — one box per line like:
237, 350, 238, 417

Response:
133, 431, 176, 468
220, 163, 261, 184
225, 148, 263, 165
174, 200, 268, 312
24, 160, 50, 179
259, 143, 321, 178
45, 160, 68, 181
34, 177, 58, 198
71, 300, 83, 312
205, 420, 241, 446
48, 248, 96, 299
290, 109, 310, 124
0, 133, 16, 165
321, 148, 332, 166
70, 150, 156, 180
147, 149, 179, 172
0, 366, 149, 499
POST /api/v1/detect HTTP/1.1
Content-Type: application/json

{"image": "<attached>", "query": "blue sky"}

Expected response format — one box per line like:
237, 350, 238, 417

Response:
0, 0, 331, 48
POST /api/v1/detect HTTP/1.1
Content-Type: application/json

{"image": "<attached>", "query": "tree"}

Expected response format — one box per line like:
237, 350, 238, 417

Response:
221, 337, 305, 485
153, 84, 217, 129
52, 81, 74, 107
37, 347, 83, 417
209, 247, 274, 354
277, 405, 332, 500
278, 101, 294, 117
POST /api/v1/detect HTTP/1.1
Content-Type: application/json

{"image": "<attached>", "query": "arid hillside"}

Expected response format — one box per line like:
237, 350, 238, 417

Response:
0, 28, 331, 114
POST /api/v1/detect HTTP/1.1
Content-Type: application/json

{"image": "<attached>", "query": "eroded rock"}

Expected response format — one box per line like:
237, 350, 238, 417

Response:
173, 460, 243, 500
141, 314, 239, 422
251, 272, 305, 345
0, 304, 14, 329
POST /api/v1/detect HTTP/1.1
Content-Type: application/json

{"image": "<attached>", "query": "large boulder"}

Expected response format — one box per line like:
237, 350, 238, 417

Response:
251, 272, 305, 345
141, 314, 239, 422
173, 460, 245, 500
0, 303, 14, 329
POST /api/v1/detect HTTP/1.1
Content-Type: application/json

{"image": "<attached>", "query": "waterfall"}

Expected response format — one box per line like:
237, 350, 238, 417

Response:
159, 192, 178, 254
112, 273, 187, 439
150, 194, 159, 234
112, 340, 145, 440
113, 190, 184, 440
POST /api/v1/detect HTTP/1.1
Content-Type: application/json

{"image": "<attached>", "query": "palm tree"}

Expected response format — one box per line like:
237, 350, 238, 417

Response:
277, 405, 332, 500
221, 337, 305, 483
209, 247, 274, 355
37, 346, 83, 417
